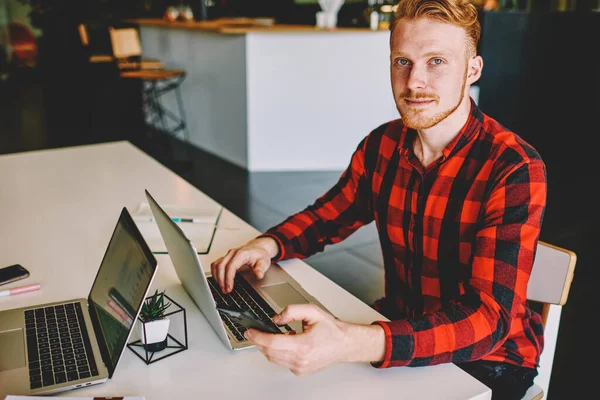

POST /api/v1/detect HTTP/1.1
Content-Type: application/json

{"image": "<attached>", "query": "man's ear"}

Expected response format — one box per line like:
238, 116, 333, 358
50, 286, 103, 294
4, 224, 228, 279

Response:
467, 55, 483, 85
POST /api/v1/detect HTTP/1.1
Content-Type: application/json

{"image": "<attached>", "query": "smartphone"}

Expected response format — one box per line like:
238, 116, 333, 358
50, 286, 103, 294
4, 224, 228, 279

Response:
0, 264, 30, 286
216, 304, 282, 334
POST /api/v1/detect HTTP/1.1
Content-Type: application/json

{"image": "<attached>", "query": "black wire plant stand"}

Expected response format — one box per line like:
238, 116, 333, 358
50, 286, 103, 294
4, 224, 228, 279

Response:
127, 293, 188, 365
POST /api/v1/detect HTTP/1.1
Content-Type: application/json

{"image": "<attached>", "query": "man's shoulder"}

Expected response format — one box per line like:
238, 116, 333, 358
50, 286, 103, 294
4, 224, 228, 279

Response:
479, 113, 543, 164
364, 118, 404, 145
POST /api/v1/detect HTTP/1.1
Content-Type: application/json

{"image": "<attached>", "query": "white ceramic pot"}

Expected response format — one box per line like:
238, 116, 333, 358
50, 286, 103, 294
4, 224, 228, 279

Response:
137, 318, 170, 345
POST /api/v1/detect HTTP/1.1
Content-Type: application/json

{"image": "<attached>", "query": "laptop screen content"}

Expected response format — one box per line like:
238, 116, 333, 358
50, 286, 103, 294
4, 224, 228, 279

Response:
88, 210, 155, 372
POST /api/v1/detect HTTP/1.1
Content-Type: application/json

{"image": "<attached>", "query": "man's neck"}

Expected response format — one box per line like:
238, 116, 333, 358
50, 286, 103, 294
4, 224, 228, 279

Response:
413, 98, 472, 168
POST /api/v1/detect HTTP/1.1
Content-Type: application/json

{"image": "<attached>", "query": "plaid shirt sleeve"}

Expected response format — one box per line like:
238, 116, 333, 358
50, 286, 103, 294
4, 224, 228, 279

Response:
258, 136, 375, 261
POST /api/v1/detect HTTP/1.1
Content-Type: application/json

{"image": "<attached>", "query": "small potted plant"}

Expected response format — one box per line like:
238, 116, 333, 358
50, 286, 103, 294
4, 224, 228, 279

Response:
137, 289, 172, 352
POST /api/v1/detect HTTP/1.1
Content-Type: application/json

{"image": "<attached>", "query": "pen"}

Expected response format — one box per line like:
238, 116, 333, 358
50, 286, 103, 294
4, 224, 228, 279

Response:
0, 283, 41, 297
134, 216, 205, 223
162, 217, 203, 223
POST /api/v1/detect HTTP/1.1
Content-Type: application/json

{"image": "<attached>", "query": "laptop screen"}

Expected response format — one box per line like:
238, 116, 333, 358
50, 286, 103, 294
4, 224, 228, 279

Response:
88, 208, 157, 376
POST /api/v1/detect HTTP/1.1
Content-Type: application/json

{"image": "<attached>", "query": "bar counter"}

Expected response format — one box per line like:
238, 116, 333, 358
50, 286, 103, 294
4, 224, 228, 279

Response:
133, 17, 381, 34
131, 18, 397, 171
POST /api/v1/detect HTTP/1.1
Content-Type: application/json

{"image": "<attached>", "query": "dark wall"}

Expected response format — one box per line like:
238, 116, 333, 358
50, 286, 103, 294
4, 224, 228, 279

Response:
477, 11, 599, 398
478, 10, 599, 179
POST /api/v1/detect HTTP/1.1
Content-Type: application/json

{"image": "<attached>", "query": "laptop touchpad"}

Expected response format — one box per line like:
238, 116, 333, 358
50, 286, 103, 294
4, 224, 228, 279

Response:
261, 282, 309, 308
0, 329, 26, 371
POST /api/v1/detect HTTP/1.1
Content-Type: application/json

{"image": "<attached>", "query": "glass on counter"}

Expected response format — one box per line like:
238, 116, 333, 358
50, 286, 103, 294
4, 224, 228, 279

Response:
163, 4, 195, 22
164, 6, 179, 22
178, 5, 194, 22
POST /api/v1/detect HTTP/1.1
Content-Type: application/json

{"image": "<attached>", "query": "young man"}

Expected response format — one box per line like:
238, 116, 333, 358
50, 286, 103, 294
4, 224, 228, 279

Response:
210, 1, 546, 398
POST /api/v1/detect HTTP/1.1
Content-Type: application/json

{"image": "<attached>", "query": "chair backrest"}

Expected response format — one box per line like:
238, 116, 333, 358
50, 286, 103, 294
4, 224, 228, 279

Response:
527, 240, 577, 323
108, 27, 143, 59
77, 22, 115, 63
522, 240, 577, 400
78, 24, 89, 47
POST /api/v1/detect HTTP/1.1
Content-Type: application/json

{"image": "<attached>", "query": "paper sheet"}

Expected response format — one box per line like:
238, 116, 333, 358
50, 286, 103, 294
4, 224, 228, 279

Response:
4, 397, 144, 400
132, 202, 223, 254
135, 220, 217, 254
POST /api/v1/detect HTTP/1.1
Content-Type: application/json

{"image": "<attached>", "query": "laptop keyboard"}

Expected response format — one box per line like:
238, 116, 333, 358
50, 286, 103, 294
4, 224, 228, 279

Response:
24, 302, 99, 390
207, 275, 292, 341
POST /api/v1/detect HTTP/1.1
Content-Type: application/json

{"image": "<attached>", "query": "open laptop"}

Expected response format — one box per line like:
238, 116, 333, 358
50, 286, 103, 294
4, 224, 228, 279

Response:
145, 189, 332, 350
0, 208, 158, 395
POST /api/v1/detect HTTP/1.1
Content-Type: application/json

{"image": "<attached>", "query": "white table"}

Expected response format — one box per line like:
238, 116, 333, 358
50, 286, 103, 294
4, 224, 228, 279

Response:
0, 142, 491, 400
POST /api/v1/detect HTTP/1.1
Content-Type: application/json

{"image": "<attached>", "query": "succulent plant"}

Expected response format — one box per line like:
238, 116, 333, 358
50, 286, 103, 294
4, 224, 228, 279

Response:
140, 289, 171, 322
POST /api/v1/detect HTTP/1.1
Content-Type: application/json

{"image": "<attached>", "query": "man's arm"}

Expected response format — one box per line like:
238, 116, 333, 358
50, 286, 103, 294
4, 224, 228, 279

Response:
211, 131, 382, 293
259, 134, 377, 262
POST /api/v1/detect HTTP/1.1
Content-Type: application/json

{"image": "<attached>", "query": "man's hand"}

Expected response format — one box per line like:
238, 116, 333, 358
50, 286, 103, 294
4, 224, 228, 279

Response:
210, 237, 279, 293
244, 304, 386, 376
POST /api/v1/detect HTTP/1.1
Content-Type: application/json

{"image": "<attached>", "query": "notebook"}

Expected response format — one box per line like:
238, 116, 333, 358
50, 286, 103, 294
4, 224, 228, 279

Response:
133, 202, 223, 255
144, 189, 332, 350
0, 208, 158, 396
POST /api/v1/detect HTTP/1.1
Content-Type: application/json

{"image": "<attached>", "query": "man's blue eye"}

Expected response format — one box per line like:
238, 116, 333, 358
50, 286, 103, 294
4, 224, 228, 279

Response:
398, 59, 409, 66
432, 59, 444, 65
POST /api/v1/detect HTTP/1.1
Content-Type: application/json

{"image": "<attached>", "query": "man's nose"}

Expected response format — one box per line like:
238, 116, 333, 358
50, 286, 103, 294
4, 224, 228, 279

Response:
406, 65, 427, 91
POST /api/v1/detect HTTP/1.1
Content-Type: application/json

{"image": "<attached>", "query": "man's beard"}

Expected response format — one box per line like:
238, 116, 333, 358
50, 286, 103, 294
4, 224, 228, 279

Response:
398, 70, 467, 130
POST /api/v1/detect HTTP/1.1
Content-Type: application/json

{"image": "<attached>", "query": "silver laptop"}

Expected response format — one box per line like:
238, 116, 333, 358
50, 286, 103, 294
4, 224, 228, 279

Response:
0, 208, 158, 395
145, 189, 332, 350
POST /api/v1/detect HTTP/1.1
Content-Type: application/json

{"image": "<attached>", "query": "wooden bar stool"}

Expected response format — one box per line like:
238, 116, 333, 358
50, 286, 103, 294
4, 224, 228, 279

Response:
120, 68, 188, 141
109, 27, 189, 141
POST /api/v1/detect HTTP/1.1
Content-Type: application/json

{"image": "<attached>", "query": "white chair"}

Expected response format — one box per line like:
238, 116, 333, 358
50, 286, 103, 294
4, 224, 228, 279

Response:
522, 241, 577, 400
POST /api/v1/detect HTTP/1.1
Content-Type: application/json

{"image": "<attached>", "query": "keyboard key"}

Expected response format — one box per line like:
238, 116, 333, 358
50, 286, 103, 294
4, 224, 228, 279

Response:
67, 371, 79, 381
42, 371, 54, 386
30, 381, 42, 389
54, 372, 67, 383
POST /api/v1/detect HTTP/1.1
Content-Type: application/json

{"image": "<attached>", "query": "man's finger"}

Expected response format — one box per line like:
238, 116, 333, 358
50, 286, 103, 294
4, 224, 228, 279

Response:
273, 304, 326, 326
252, 257, 271, 280
223, 251, 247, 293
214, 251, 234, 292
210, 257, 222, 282
245, 328, 295, 350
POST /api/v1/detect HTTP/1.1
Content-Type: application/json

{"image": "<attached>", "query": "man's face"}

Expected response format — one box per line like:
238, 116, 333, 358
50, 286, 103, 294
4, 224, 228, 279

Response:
390, 18, 474, 130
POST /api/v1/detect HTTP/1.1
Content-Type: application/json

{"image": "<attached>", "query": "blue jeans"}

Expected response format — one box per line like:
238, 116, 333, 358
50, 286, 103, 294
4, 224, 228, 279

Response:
456, 360, 538, 400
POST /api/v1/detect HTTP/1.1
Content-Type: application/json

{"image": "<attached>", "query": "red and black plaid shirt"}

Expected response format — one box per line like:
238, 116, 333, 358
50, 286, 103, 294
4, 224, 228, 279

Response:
260, 100, 546, 370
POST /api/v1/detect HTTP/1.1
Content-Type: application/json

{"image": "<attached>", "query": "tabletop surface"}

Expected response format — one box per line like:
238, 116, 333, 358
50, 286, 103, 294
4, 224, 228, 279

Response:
0, 142, 491, 400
